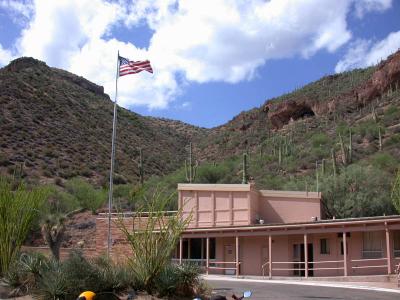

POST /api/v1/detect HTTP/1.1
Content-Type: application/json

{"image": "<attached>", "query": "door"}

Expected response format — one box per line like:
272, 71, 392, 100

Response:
293, 243, 314, 277
224, 244, 235, 275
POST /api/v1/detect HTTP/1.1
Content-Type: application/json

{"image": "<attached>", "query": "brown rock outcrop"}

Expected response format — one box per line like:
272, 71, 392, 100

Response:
265, 49, 400, 129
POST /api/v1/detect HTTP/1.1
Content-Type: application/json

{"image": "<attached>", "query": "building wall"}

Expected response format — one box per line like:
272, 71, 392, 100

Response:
258, 193, 321, 224
207, 230, 394, 277
180, 189, 254, 228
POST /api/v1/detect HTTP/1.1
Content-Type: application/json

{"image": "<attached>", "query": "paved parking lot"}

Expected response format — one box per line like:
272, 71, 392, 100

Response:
206, 279, 399, 300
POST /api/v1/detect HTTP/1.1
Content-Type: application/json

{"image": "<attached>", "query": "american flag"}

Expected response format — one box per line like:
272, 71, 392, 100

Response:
118, 56, 153, 76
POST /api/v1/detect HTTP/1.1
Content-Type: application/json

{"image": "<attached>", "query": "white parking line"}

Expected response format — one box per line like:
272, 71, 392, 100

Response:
203, 275, 400, 294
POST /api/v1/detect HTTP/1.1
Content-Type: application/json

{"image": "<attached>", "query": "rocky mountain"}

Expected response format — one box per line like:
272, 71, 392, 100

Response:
0, 57, 206, 186
1, 50, 400, 191
196, 50, 400, 163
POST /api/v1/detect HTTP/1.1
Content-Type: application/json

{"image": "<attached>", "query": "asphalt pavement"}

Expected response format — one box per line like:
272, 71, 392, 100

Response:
206, 279, 399, 300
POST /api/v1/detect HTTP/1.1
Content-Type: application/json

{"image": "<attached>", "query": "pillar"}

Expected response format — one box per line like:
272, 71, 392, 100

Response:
268, 235, 272, 279
236, 236, 239, 277
343, 232, 348, 276
304, 233, 308, 278
206, 237, 210, 275
386, 228, 392, 274
179, 237, 183, 264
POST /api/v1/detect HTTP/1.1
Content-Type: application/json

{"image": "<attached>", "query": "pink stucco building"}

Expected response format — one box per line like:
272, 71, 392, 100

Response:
175, 183, 400, 278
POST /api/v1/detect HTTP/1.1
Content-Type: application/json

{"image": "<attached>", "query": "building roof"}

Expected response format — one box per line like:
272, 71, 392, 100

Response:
178, 183, 253, 191
182, 215, 400, 237
178, 183, 321, 199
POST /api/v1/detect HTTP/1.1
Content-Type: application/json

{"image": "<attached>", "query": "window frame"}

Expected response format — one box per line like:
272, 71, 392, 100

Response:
320, 238, 330, 255
362, 231, 383, 259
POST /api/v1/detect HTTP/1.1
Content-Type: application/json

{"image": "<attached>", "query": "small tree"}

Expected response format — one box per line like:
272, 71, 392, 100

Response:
392, 168, 400, 214
41, 215, 66, 261
115, 190, 191, 294
0, 178, 48, 275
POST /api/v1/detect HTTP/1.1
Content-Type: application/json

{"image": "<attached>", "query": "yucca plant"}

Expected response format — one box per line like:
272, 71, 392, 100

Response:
31, 259, 69, 300
115, 189, 191, 294
41, 215, 66, 261
0, 177, 48, 275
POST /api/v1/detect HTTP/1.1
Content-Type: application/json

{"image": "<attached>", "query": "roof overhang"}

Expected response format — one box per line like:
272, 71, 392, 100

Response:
181, 215, 400, 238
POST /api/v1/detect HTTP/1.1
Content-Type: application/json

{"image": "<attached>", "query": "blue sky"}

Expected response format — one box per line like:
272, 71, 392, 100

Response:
0, 0, 399, 128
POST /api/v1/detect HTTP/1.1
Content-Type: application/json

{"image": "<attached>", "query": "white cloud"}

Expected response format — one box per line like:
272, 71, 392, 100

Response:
0, 0, 34, 25
353, 0, 392, 18
335, 31, 400, 73
0, 43, 12, 66
0, 0, 395, 109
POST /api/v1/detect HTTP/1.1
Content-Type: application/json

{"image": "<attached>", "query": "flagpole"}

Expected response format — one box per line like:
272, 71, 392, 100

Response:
107, 50, 120, 258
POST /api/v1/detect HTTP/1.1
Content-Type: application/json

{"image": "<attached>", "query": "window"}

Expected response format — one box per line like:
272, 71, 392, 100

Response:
394, 231, 400, 258
320, 238, 330, 254
340, 241, 347, 255
362, 232, 383, 259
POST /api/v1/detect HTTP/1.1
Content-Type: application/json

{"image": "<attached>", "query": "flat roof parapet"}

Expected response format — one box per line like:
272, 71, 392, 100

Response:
178, 183, 253, 191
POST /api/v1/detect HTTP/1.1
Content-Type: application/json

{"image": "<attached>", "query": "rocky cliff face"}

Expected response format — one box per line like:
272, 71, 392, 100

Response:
264, 50, 400, 129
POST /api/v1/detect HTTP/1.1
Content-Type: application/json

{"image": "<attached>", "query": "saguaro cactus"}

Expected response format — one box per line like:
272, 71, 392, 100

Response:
331, 148, 337, 181
185, 142, 198, 183
348, 129, 352, 164
138, 148, 144, 185
242, 152, 249, 184
338, 132, 348, 166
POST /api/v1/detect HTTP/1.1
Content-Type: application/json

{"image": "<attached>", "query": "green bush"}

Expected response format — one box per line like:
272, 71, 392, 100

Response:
32, 259, 68, 300
354, 120, 382, 140
383, 105, 400, 125
196, 163, 228, 183
65, 178, 107, 213
371, 153, 398, 172
311, 133, 330, 148
6, 252, 133, 300
320, 165, 396, 218
156, 263, 200, 298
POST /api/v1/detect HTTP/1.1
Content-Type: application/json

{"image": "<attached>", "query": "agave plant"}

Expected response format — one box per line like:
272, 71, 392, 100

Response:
31, 259, 69, 300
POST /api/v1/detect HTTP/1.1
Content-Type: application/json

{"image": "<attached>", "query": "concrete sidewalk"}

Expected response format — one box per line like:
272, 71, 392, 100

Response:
203, 274, 400, 294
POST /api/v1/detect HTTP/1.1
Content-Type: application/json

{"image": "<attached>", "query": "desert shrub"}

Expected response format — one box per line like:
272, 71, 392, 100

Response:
320, 165, 396, 218
156, 263, 200, 298
383, 105, 400, 125
65, 177, 107, 213
354, 120, 382, 141
46, 185, 80, 215
311, 133, 331, 148
32, 259, 68, 300
116, 190, 190, 294
0, 178, 48, 275
384, 133, 400, 147
196, 163, 228, 183
155, 263, 180, 297
7, 252, 133, 300
370, 152, 398, 172
90, 256, 133, 292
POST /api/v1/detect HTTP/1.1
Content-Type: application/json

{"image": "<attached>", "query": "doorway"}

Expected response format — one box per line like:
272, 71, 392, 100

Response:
293, 243, 314, 277
224, 244, 235, 275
